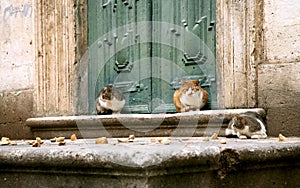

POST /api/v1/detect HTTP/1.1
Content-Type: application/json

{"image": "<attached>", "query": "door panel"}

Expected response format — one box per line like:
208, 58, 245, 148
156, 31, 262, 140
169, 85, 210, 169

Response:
88, 0, 216, 113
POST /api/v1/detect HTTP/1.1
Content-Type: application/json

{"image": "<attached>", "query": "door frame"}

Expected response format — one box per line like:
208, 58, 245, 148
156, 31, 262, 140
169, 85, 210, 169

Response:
34, 0, 264, 116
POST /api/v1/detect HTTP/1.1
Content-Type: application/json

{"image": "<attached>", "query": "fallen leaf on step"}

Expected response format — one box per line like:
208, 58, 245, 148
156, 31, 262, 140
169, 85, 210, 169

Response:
96, 137, 108, 144
278, 134, 287, 142
0, 137, 10, 146
220, 139, 227, 144
158, 138, 171, 145
70, 134, 77, 141
211, 133, 219, 140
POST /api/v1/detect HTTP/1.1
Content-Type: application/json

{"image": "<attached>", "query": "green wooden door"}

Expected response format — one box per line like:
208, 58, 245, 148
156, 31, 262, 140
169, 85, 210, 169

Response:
88, 0, 216, 114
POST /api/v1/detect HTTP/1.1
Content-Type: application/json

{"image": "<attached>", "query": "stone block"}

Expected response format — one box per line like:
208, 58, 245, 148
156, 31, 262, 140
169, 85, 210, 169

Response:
0, 138, 299, 187
26, 109, 266, 139
264, 0, 300, 63
0, 90, 34, 139
258, 63, 300, 136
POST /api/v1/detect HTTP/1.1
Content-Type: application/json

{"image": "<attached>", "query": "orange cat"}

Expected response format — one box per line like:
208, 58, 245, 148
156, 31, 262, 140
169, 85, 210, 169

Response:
173, 80, 209, 113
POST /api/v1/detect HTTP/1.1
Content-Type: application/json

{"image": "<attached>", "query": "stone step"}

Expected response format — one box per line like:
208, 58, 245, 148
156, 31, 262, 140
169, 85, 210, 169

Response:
0, 137, 299, 188
26, 109, 266, 139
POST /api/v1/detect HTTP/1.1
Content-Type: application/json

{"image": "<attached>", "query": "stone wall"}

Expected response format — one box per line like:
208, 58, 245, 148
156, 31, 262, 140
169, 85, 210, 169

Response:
258, 0, 300, 136
0, 0, 299, 139
0, 0, 34, 139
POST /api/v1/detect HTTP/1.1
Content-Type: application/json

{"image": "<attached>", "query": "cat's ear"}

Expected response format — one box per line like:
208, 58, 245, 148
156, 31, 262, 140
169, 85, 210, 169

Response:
180, 80, 187, 85
234, 114, 241, 119
191, 79, 199, 86
231, 116, 238, 123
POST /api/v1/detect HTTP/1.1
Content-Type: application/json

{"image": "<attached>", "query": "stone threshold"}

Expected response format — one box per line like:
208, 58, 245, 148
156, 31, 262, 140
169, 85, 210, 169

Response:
26, 108, 266, 139
0, 137, 299, 187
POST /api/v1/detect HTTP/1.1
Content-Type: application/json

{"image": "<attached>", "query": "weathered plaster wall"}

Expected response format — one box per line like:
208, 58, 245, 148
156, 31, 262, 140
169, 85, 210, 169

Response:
259, 0, 300, 136
35, 0, 86, 117
0, 0, 34, 139
264, 0, 300, 63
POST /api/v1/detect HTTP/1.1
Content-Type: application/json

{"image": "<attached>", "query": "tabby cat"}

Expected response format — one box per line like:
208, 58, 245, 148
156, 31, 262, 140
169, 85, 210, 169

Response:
225, 112, 267, 139
95, 86, 125, 115
173, 80, 209, 113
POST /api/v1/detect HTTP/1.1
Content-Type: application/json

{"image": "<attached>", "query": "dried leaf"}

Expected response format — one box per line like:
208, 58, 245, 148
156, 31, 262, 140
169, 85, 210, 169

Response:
211, 133, 219, 140
58, 141, 66, 146
220, 139, 227, 144
158, 138, 171, 145
279, 134, 287, 142
128, 135, 135, 142
1, 137, 10, 142
36, 137, 43, 144
70, 134, 77, 141
32, 142, 41, 147
117, 138, 129, 143
149, 138, 157, 143
56, 137, 65, 142
0, 137, 10, 146
96, 137, 108, 144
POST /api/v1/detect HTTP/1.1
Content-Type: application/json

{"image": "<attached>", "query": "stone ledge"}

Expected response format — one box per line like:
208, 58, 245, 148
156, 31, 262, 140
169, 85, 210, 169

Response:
0, 137, 299, 187
26, 108, 266, 138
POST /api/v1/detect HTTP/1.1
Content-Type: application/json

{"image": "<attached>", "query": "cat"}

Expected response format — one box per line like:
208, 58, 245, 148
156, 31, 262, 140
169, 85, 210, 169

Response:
225, 112, 267, 139
95, 86, 125, 115
173, 80, 209, 113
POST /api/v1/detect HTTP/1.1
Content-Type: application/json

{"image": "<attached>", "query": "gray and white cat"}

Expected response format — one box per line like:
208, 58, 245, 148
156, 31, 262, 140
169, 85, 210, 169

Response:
95, 86, 125, 115
225, 112, 267, 139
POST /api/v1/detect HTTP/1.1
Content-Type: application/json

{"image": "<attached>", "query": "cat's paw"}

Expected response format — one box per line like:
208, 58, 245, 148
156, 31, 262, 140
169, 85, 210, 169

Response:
225, 128, 234, 136
238, 135, 248, 139
250, 135, 260, 139
251, 133, 267, 139
98, 99, 109, 108
112, 111, 121, 115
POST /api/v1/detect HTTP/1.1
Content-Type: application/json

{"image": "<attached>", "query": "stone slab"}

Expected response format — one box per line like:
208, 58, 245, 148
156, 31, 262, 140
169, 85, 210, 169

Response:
0, 137, 299, 188
26, 108, 266, 139
258, 63, 300, 136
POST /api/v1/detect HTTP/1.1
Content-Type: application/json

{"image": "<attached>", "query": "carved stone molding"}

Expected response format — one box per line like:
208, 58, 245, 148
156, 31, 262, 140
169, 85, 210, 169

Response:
35, 0, 87, 116
216, 0, 264, 108
34, 0, 263, 116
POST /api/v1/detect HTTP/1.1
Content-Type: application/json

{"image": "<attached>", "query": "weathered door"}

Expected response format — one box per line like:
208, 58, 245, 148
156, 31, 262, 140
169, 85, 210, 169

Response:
88, 0, 216, 113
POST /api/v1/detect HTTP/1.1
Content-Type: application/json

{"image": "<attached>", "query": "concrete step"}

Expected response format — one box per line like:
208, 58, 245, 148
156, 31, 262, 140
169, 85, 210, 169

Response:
0, 137, 299, 188
26, 108, 266, 139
